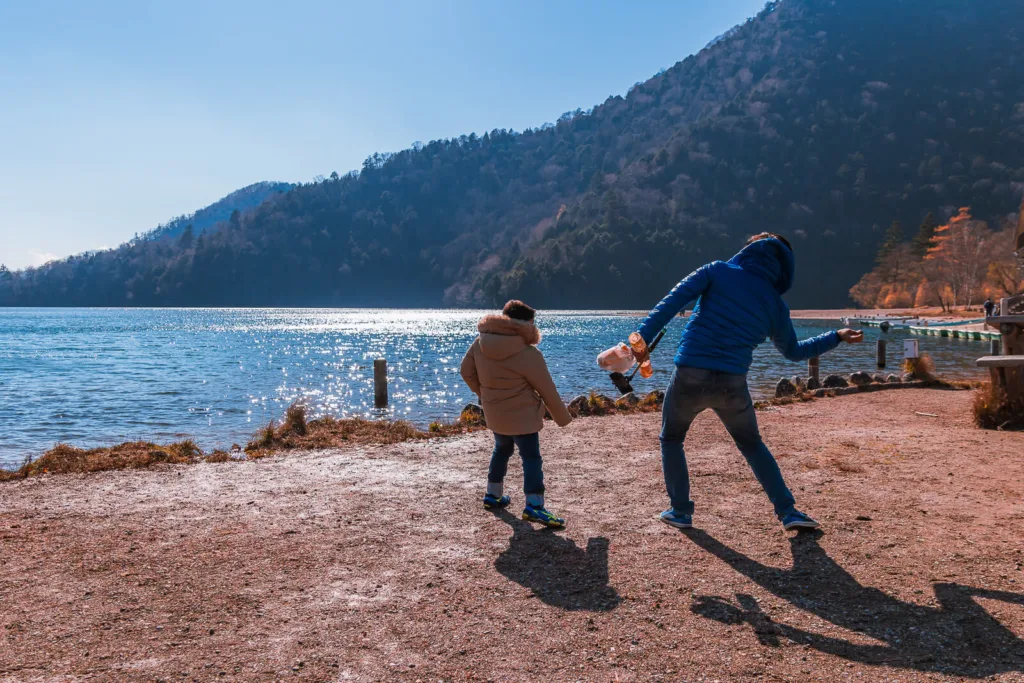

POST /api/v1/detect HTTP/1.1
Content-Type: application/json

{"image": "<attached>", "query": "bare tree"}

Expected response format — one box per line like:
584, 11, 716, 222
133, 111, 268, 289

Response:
926, 207, 992, 309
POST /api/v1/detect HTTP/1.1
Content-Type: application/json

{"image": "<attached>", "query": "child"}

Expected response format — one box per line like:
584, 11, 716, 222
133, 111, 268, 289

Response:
632, 233, 863, 531
460, 300, 573, 528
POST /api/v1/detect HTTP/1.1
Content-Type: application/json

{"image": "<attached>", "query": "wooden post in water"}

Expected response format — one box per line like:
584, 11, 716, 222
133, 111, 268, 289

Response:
374, 359, 388, 408
876, 339, 887, 369
808, 356, 820, 383
992, 339, 1001, 356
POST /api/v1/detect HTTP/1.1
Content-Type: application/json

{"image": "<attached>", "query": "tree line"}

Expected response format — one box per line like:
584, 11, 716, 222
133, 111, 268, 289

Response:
850, 205, 1023, 310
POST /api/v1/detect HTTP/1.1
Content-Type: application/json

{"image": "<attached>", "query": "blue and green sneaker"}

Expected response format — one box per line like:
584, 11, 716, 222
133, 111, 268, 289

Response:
522, 504, 566, 529
483, 493, 511, 510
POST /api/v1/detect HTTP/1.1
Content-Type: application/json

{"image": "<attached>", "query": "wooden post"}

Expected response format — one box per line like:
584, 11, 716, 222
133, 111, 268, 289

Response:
1002, 324, 1023, 400
992, 339, 1001, 356
808, 356, 819, 383
374, 359, 388, 408
876, 339, 887, 369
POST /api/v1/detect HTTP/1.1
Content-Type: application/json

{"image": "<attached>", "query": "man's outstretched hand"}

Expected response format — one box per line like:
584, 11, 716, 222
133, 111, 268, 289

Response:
838, 328, 864, 344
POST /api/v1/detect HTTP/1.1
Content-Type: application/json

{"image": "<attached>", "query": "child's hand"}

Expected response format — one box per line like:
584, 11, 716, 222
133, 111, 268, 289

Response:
838, 328, 864, 344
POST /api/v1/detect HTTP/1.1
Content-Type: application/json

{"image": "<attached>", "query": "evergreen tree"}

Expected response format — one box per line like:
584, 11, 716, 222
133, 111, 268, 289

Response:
876, 220, 904, 265
179, 225, 195, 250
912, 213, 938, 257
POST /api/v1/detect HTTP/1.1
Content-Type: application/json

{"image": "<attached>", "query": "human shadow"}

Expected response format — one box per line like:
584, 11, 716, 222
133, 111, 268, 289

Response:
493, 510, 621, 612
685, 529, 1024, 677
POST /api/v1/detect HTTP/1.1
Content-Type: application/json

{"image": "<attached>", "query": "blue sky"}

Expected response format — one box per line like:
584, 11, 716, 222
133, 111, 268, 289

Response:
0, 0, 766, 270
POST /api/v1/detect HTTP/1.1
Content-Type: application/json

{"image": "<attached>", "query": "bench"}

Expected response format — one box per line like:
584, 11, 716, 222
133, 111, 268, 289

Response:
980, 299, 1024, 399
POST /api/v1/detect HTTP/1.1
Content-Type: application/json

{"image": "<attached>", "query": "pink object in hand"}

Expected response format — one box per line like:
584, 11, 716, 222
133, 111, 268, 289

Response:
597, 342, 636, 374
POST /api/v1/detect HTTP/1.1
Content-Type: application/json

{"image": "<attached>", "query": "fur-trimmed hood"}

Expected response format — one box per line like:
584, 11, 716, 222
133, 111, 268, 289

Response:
477, 314, 541, 360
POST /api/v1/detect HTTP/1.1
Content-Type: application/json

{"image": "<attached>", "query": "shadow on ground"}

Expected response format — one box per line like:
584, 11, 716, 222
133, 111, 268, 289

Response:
686, 529, 1024, 678
493, 510, 621, 612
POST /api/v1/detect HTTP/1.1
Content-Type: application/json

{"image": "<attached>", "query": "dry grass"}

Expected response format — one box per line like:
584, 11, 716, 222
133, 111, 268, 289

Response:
973, 381, 1024, 431
244, 404, 485, 456
586, 392, 617, 416
0, 440, 205, 480
903, 354, 937, 382
458, 405, 486, 427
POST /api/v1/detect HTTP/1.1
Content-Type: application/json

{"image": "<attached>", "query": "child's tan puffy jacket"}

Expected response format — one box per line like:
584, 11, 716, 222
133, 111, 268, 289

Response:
460, 315, 573, 436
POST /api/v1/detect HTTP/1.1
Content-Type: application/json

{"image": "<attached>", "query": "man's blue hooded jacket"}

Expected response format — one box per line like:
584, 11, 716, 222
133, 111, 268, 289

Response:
637, 237, 840, 375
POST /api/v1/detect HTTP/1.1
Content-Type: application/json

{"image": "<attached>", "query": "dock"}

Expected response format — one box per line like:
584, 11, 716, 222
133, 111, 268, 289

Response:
909, 323, 1000, 341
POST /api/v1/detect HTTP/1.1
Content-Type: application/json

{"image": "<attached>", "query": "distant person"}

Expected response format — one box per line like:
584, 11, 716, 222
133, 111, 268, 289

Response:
460, 300, 573, 529
984, 298, 995, 318
630, 233, 863, 532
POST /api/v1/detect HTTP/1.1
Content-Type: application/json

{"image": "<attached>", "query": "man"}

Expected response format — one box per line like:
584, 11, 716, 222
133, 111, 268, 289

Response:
632, 233, 863, 531
983, 298, 995, 318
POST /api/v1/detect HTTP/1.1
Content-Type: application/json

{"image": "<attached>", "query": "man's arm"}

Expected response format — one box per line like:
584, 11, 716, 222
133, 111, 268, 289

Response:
772, 301, 862, 361
637, 263, 715, 344
460, 342, 481, 395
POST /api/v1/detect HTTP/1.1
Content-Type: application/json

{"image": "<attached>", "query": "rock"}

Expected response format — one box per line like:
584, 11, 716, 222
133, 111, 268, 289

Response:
790, 376, 806, 391
886, 374, 902, 384
615, 392, 641, 410
567, 395, 590, 418
806, 376, 821, 391
849, 371, 873, 387
901, 372, 916, 383
460, 403, 486, 426
822, 374, 849, 389
589, 394, 616, 415
775, 378, 798, 398
872, 374, 887, 384
644, 389, 666, 407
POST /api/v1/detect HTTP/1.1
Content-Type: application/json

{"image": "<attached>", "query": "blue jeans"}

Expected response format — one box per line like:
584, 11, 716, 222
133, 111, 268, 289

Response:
489, 432, 544, 505
661, 366, 796, 518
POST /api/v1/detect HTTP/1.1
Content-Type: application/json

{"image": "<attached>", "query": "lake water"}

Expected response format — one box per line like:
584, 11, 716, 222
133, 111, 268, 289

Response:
0, 308, 987, 468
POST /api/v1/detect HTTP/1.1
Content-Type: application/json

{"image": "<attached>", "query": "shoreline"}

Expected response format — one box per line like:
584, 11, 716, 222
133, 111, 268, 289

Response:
1, 389, 1022, 679
1, 379, 974, 481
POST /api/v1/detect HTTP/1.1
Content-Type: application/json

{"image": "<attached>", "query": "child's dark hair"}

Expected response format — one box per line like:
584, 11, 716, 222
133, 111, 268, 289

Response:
747, 232, 793, 251
502, 300, 536, 322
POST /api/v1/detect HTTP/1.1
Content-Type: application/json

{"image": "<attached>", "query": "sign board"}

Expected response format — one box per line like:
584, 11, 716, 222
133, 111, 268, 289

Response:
903, 339, 919, 359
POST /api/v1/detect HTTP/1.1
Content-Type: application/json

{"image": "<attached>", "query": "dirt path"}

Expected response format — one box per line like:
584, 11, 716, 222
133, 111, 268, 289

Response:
2, 390, 1023, 682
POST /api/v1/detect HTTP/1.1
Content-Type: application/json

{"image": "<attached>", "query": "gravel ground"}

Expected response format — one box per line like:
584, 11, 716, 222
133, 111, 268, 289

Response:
2, 389, 1023, 682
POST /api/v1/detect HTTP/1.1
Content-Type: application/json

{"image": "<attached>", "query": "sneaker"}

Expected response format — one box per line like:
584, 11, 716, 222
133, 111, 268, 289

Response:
781, 510, 820, 531
522, 504, 566, 529
483, 493, 511, 510
659, 509, 693, 529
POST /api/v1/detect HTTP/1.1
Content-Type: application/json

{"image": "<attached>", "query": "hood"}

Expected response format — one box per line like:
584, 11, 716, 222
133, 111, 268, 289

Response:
727, 237, 795, 294
477, 315, 541, 360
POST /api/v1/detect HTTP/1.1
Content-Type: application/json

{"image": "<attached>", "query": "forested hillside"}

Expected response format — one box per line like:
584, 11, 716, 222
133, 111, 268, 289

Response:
2, 0, 1023, 308
142, 182, 293, 242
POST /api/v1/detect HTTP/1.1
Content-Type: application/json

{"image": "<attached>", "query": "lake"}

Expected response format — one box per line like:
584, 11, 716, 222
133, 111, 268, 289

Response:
0, 308, 987, 468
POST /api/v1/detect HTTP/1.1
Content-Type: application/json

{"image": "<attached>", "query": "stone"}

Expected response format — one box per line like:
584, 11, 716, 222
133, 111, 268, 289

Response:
822, 374, 849, 389
644, 389, 666, 406
885, 374, 902, 384
872, 374, 887, 384
790, 376, 806, 391
849, 371, 873, 387
589, 394, 616, 415
775, 378, 798, 398
460, 403, 486, 426
806, 376, 821, 391
567, 395, 590, 417
615, 392, 641, 410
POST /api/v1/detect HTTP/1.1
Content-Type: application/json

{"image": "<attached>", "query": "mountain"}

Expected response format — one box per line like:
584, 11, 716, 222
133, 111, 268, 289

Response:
2, 0, 1023, 308
142, 182, 294, 242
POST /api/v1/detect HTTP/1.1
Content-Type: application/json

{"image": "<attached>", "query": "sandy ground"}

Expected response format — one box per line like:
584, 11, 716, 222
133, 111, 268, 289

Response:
2, 390, 1024, 682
